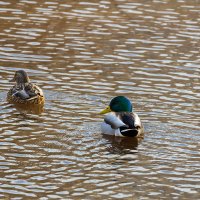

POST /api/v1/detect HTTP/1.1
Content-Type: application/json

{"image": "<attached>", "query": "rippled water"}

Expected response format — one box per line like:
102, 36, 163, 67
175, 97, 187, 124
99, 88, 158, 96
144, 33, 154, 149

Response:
0, 0, 199, 199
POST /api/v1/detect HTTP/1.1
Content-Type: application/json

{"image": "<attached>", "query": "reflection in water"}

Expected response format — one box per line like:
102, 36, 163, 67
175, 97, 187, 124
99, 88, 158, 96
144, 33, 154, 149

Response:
11, 103, 44, 115
103, 134, 142, 154
0, 0, 199, 199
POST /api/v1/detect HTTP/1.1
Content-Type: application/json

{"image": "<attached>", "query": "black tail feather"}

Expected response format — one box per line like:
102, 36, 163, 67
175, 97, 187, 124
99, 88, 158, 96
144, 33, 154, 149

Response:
120, 126, 138, 137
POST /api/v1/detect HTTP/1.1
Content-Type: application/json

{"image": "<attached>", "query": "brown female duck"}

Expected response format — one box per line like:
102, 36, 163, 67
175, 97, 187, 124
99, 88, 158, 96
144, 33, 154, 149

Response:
7, 70, 44, 105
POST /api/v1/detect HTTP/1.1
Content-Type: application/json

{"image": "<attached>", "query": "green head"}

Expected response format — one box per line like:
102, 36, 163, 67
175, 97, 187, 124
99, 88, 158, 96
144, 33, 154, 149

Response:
100, 96, 132, 114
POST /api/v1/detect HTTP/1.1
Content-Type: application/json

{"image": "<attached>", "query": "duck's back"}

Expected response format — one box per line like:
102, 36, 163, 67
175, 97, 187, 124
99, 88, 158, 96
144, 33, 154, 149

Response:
7, 83, 44, 105
118, 112, 143, 137
101, 112, 143, 137
25, 83, 44, 98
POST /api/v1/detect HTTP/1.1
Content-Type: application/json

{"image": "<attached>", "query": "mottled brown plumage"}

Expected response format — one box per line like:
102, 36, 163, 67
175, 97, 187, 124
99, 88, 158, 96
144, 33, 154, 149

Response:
7, 70, 44, 105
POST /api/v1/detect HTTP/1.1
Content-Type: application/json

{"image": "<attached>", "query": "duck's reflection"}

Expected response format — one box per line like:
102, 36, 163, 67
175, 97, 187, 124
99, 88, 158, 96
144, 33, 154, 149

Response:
102, 134, 143, 154
12, 103, 44, 115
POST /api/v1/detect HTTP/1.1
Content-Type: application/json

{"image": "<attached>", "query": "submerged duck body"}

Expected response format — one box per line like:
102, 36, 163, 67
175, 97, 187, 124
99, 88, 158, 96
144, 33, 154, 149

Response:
7, 70, 44, 105
100, 96, 144, 137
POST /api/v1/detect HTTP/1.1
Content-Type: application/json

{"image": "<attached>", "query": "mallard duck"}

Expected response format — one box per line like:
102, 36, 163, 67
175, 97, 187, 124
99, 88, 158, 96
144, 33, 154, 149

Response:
100, 96, 144, 137
7, 70, 44, 105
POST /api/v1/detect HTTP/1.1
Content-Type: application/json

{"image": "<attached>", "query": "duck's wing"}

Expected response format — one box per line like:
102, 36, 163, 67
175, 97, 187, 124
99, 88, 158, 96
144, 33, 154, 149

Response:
10, 85, 30, 100
10, 83, 43, 100
104, 113, 127, 129
25, 83, 44, 98
12, 90, 29, 99
118, 113, 143, 137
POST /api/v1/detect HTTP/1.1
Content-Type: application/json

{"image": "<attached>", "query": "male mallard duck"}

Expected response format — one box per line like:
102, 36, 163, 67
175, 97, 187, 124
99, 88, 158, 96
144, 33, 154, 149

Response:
100, 96, 144, 137
7, 70, 44, 105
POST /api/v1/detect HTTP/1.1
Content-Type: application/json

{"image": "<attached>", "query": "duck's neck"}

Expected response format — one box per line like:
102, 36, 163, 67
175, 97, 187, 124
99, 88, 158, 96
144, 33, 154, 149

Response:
15, 74, 30, 85
115, 111, 132, 116
16, 82, 29, 89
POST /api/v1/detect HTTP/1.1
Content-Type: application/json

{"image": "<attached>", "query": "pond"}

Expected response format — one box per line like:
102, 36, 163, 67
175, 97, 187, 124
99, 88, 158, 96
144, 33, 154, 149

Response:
0, 0, 199, 199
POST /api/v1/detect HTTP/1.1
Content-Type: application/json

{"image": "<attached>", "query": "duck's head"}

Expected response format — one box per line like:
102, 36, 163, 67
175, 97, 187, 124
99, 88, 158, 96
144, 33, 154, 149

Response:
10, 70, 30, 84
100, 96, 132, 114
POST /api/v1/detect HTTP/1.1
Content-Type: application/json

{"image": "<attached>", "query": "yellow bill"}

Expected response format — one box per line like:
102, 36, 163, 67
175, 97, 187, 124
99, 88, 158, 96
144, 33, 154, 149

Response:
99, 106, 112, 114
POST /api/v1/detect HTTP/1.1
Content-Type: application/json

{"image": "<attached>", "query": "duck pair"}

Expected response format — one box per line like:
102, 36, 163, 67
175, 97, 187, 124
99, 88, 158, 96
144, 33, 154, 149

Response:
7, 70, 144, 138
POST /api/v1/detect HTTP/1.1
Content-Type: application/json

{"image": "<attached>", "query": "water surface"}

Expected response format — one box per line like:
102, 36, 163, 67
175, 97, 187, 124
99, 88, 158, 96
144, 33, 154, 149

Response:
0, 0, 199, 199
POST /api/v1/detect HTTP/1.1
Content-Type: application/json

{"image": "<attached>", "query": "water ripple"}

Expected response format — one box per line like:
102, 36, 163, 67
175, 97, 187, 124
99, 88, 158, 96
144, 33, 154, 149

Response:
0, 0, 199, 199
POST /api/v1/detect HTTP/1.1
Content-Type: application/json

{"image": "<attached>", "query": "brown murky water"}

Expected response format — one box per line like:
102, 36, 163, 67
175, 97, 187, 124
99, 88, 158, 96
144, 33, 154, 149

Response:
0, 0, 199, 199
